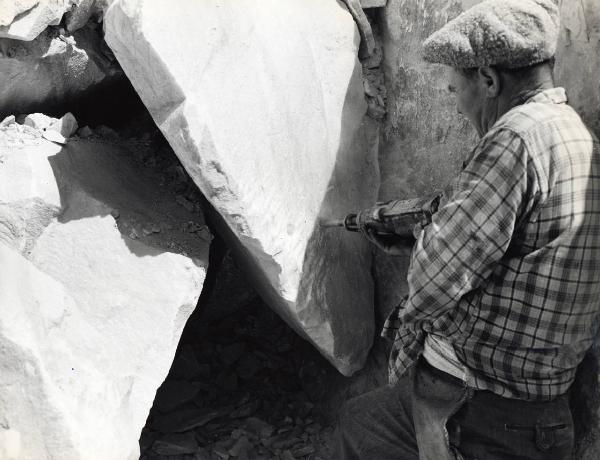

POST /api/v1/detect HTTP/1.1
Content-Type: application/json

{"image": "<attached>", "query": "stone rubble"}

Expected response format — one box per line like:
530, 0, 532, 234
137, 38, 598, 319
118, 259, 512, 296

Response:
0, 0, 69, 40
139, 239, 388, 460
0, 114, 15, 127
0, 115, 210, 460
0, 0, 112, 40
105, 0, 379, 377
142, 297, 338, 460
20, 111, 78, 142
0, 22, 123, 120
49, 111, 78, 137
23, 112, 53, 130
41, 126, 67, 144
152, 433, 199, 456
65, 0, 109, 33
76, 125, 93, 138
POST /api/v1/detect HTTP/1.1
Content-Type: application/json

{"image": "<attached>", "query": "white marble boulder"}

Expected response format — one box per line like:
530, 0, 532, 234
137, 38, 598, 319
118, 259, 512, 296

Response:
0, 120, 209, 460
105, 0, 379, 376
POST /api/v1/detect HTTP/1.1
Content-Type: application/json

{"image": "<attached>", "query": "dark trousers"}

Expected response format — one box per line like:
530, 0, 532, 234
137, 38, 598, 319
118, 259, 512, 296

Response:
333, 359, 574, 460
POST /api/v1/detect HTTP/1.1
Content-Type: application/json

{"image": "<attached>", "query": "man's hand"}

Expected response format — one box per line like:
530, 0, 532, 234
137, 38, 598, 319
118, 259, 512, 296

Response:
363, 227, 415, 256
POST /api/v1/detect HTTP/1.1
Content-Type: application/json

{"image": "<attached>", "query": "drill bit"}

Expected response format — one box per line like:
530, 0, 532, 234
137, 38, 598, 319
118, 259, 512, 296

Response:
318, 217, 345, 228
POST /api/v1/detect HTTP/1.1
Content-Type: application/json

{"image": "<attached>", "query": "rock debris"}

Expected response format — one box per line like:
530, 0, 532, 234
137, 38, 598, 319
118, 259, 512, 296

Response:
141, 290, 339, 460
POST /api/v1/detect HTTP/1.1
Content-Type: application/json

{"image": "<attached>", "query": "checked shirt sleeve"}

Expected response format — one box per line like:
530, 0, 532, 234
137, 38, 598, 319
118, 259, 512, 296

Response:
400, 128, 531, 334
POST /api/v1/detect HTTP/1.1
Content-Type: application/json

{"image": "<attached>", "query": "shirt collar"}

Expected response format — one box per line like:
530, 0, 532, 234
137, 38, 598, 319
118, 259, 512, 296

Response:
462, 87, 568, 170
524, 87, 567, 105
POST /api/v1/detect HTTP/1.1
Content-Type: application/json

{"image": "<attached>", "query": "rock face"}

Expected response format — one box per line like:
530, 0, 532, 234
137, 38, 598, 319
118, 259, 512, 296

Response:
0, 120, 209, 460
0, 23, 123, 120
0, 0, 69, 41
65, 0, 110, 33
105, 0, 379, 376
0, 0, 39, 27
555, 0, 600, 136
555, 8, 600, 458
0, 0, 111, 40
376, 0, 476, 320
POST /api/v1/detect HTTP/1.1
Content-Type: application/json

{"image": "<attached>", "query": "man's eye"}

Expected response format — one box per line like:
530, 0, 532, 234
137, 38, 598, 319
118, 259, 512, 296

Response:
448, 85, 456, 93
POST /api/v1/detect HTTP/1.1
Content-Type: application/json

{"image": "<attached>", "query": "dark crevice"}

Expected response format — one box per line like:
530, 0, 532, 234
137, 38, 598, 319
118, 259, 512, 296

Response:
179, 231, 228, 345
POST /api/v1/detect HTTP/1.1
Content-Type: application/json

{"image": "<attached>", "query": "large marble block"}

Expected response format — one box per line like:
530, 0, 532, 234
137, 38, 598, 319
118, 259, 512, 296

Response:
105, 0, 379, 376
0, 122, 209, 460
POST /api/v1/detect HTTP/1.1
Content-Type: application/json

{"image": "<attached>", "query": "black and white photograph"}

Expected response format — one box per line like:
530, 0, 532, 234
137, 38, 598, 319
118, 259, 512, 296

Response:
0, 1, 599, 459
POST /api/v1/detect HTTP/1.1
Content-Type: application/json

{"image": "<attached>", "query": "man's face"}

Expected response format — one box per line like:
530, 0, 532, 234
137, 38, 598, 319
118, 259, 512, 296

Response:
447, 67, 487, 136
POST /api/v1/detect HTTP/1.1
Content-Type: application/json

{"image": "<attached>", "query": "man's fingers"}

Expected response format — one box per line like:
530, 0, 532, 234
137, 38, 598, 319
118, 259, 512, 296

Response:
364, 228, 380, 246
366, 229, 390, 252
413, 223, 424, 239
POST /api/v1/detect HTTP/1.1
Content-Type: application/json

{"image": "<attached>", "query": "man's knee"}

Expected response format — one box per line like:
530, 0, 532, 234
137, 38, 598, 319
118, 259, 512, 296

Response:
334, 385, 419, 460
337, 393, 370, 437
334, 395, 369, 460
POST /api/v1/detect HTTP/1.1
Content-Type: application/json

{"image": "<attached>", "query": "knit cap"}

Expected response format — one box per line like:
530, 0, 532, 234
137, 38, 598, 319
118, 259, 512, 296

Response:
422, 0, 559, 69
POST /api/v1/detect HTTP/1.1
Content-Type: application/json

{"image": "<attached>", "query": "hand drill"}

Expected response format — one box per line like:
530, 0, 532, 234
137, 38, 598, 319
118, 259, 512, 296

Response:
320, 192, 442, 238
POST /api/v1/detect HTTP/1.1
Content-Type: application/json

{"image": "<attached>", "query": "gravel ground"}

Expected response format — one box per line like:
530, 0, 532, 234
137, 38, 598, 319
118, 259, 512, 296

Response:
140, 278, 339, 460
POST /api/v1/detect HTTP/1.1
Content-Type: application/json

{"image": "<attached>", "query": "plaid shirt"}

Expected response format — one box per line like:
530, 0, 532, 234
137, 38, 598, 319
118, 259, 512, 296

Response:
382, 88, 600, 400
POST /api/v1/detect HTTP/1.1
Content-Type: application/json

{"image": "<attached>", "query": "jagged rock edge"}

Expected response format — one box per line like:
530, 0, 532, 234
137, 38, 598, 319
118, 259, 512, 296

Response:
103, 2, 332, 345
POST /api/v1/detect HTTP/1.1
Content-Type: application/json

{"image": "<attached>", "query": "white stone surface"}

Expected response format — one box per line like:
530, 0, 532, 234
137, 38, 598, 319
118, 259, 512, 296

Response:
23, 112, 54, 130
0, 125, 209, 459
0, 115, 15, 127
19, 112, 78, 143
0, 0, 39, 27
105, 0, 379, 375
49, 112, 78, 137
0, 0, 70, 40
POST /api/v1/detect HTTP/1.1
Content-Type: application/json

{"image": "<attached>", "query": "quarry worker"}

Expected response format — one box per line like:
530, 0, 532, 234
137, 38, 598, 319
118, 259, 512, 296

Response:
334, 1, 600, 459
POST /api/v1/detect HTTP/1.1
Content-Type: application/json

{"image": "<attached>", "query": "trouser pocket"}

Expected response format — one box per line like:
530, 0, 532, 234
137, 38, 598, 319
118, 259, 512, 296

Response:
449, 391, 574, 460
504, 422, 571, 452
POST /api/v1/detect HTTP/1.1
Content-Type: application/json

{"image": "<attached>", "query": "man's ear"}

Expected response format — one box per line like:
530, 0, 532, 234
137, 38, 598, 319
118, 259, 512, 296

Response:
477, 66, 500, 97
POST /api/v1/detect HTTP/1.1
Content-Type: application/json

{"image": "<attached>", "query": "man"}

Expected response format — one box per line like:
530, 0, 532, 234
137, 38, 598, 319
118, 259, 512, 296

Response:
334, 0, 600, 459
